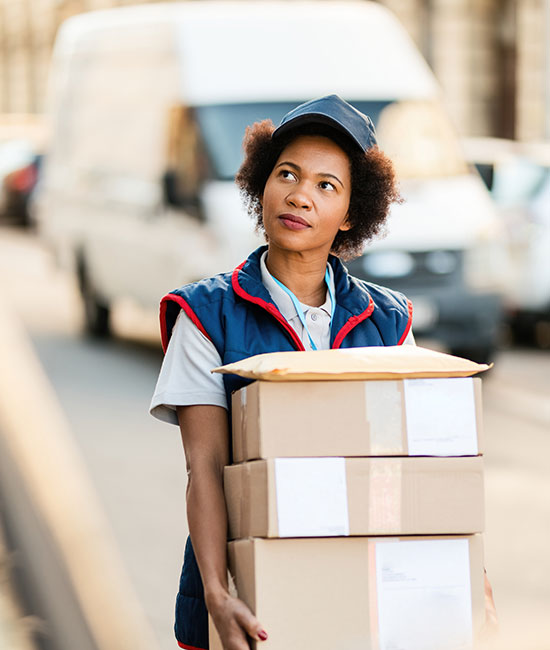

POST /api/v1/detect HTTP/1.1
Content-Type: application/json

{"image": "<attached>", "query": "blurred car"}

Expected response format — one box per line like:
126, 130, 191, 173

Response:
1, 152, 42, 226
0, 116, 46, 225
462, 137, 550, 347
34, 1, 506, 360
0, 140, 37, 222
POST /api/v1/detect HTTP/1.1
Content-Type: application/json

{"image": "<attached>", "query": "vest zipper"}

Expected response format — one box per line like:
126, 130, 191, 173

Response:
331, 296, 375, 349
232, 263, 306, 351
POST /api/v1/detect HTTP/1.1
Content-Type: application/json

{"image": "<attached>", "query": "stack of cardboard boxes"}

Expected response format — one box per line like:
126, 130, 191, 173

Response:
210, 346, 488, 649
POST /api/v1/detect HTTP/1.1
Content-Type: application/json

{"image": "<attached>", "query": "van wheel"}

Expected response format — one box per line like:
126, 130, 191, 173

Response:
534, 320, 550, 349
78, 264, 111, 338
449, 345, 495, 365
509, 313, 536, 345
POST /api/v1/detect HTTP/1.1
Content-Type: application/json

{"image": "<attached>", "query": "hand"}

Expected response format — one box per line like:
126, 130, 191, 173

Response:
478, 570, 499, 644
208, 591, 268, 650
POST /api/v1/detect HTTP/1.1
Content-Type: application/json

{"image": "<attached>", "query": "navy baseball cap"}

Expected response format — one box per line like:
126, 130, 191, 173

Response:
272, 94, 377, 153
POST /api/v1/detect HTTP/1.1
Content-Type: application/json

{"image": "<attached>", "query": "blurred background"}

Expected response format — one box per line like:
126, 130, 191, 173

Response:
0, 1, 548, 649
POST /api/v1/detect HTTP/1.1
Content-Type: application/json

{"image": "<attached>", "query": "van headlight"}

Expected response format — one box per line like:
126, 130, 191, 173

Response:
362, 251, 415, 278
424, 250, 458, 275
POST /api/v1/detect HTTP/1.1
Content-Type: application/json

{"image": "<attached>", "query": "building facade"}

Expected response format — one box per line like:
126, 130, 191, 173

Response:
0, 0, 548, 140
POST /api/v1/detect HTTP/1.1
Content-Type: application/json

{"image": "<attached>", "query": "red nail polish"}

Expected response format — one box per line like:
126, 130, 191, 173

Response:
258, 630, 268, 641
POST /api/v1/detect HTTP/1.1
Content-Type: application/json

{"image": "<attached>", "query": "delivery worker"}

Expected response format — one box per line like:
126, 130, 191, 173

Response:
150, 95, 494, 650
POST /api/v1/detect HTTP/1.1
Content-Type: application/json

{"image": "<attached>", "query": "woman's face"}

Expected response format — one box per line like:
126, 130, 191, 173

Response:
261, 134, 352, 256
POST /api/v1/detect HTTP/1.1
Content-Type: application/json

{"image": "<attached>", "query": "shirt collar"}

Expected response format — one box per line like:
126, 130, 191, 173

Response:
259, 251, 334, 321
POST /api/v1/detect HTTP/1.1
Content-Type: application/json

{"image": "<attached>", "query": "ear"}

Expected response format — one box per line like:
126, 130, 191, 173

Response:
338, 213, 352, 232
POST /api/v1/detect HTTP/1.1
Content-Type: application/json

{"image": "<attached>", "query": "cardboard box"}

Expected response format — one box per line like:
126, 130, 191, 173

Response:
224, 456, 484, 538
232, 377, 483, 461
209, 535, 485, 650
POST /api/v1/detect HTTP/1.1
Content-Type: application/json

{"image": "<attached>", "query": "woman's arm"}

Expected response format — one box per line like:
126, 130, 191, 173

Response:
176, 405, 268, 650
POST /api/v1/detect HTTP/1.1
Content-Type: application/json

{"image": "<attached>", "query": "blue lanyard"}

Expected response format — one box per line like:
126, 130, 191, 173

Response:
272, 268, 335, 351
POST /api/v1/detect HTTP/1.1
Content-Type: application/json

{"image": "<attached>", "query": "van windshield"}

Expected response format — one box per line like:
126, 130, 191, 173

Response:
194, 100, 468, 181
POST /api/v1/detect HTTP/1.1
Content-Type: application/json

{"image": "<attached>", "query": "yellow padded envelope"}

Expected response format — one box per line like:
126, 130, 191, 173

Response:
213, 345, 490, 381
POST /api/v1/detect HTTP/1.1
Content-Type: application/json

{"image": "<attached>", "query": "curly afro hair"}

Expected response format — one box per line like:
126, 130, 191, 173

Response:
235, 119, 402, 260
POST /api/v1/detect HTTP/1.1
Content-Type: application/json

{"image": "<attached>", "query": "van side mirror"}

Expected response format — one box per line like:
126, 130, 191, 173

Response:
162, 169, 203, 219
162, 169, 181, 206
162, 105, 206, 220
473, 163, 494, 191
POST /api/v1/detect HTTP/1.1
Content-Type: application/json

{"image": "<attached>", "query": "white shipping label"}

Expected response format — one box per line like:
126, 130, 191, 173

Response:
404, 378, 478, 455
274, 458, 349, 537
375, 539, 473, 650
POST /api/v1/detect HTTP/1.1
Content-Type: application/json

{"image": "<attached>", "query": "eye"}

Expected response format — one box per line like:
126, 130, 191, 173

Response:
319, 180, 336, 191
279, 169, 296, 181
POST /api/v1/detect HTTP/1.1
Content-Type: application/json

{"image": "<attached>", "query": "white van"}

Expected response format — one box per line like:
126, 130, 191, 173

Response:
34, 0, 506, 361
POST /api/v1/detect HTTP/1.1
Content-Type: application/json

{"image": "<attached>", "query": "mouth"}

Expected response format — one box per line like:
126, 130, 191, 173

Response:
278, 213, 311, 230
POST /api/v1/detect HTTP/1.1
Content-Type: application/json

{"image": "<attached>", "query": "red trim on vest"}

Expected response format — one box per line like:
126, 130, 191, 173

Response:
177, 642, 207, 650
160, 293, 213, 353
397, 299, 414, 345
231, 261, 306, 352
331, 295, 375, 349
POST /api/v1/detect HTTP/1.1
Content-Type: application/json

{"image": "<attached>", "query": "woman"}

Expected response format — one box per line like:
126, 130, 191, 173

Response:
150, 95, 491, 650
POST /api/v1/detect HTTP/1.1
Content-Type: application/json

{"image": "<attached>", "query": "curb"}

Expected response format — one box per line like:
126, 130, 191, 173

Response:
0, 297, 160, 650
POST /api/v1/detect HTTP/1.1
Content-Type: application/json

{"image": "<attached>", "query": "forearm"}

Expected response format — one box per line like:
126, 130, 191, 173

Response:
176, 404, 231, 609
186, 464, 230, 606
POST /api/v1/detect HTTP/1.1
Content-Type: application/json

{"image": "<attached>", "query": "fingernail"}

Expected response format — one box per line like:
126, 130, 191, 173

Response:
258, 630, 268, 641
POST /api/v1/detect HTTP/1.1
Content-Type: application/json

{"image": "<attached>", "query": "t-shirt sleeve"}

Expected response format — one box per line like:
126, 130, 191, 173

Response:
149, 310, 228, 425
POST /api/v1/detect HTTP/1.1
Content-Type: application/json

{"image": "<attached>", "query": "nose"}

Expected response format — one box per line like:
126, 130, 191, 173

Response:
286, 182, 312, 211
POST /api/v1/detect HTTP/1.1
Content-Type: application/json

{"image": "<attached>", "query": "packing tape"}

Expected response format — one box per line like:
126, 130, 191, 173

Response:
368, 460, 402, 533
240, 462, 251, 538
364, 382, 404, 455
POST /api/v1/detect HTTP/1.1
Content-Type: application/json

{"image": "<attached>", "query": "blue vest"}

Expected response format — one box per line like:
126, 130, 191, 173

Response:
161, 245, 412, 650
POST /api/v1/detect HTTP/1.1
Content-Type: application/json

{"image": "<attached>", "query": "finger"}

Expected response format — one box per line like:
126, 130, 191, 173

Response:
234, 605, 268, 642
218, 619, 250, 650
225, 630, 256, 650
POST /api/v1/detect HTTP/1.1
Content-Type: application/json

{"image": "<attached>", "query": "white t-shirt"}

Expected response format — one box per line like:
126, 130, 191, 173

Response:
150, 252, 415, 424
